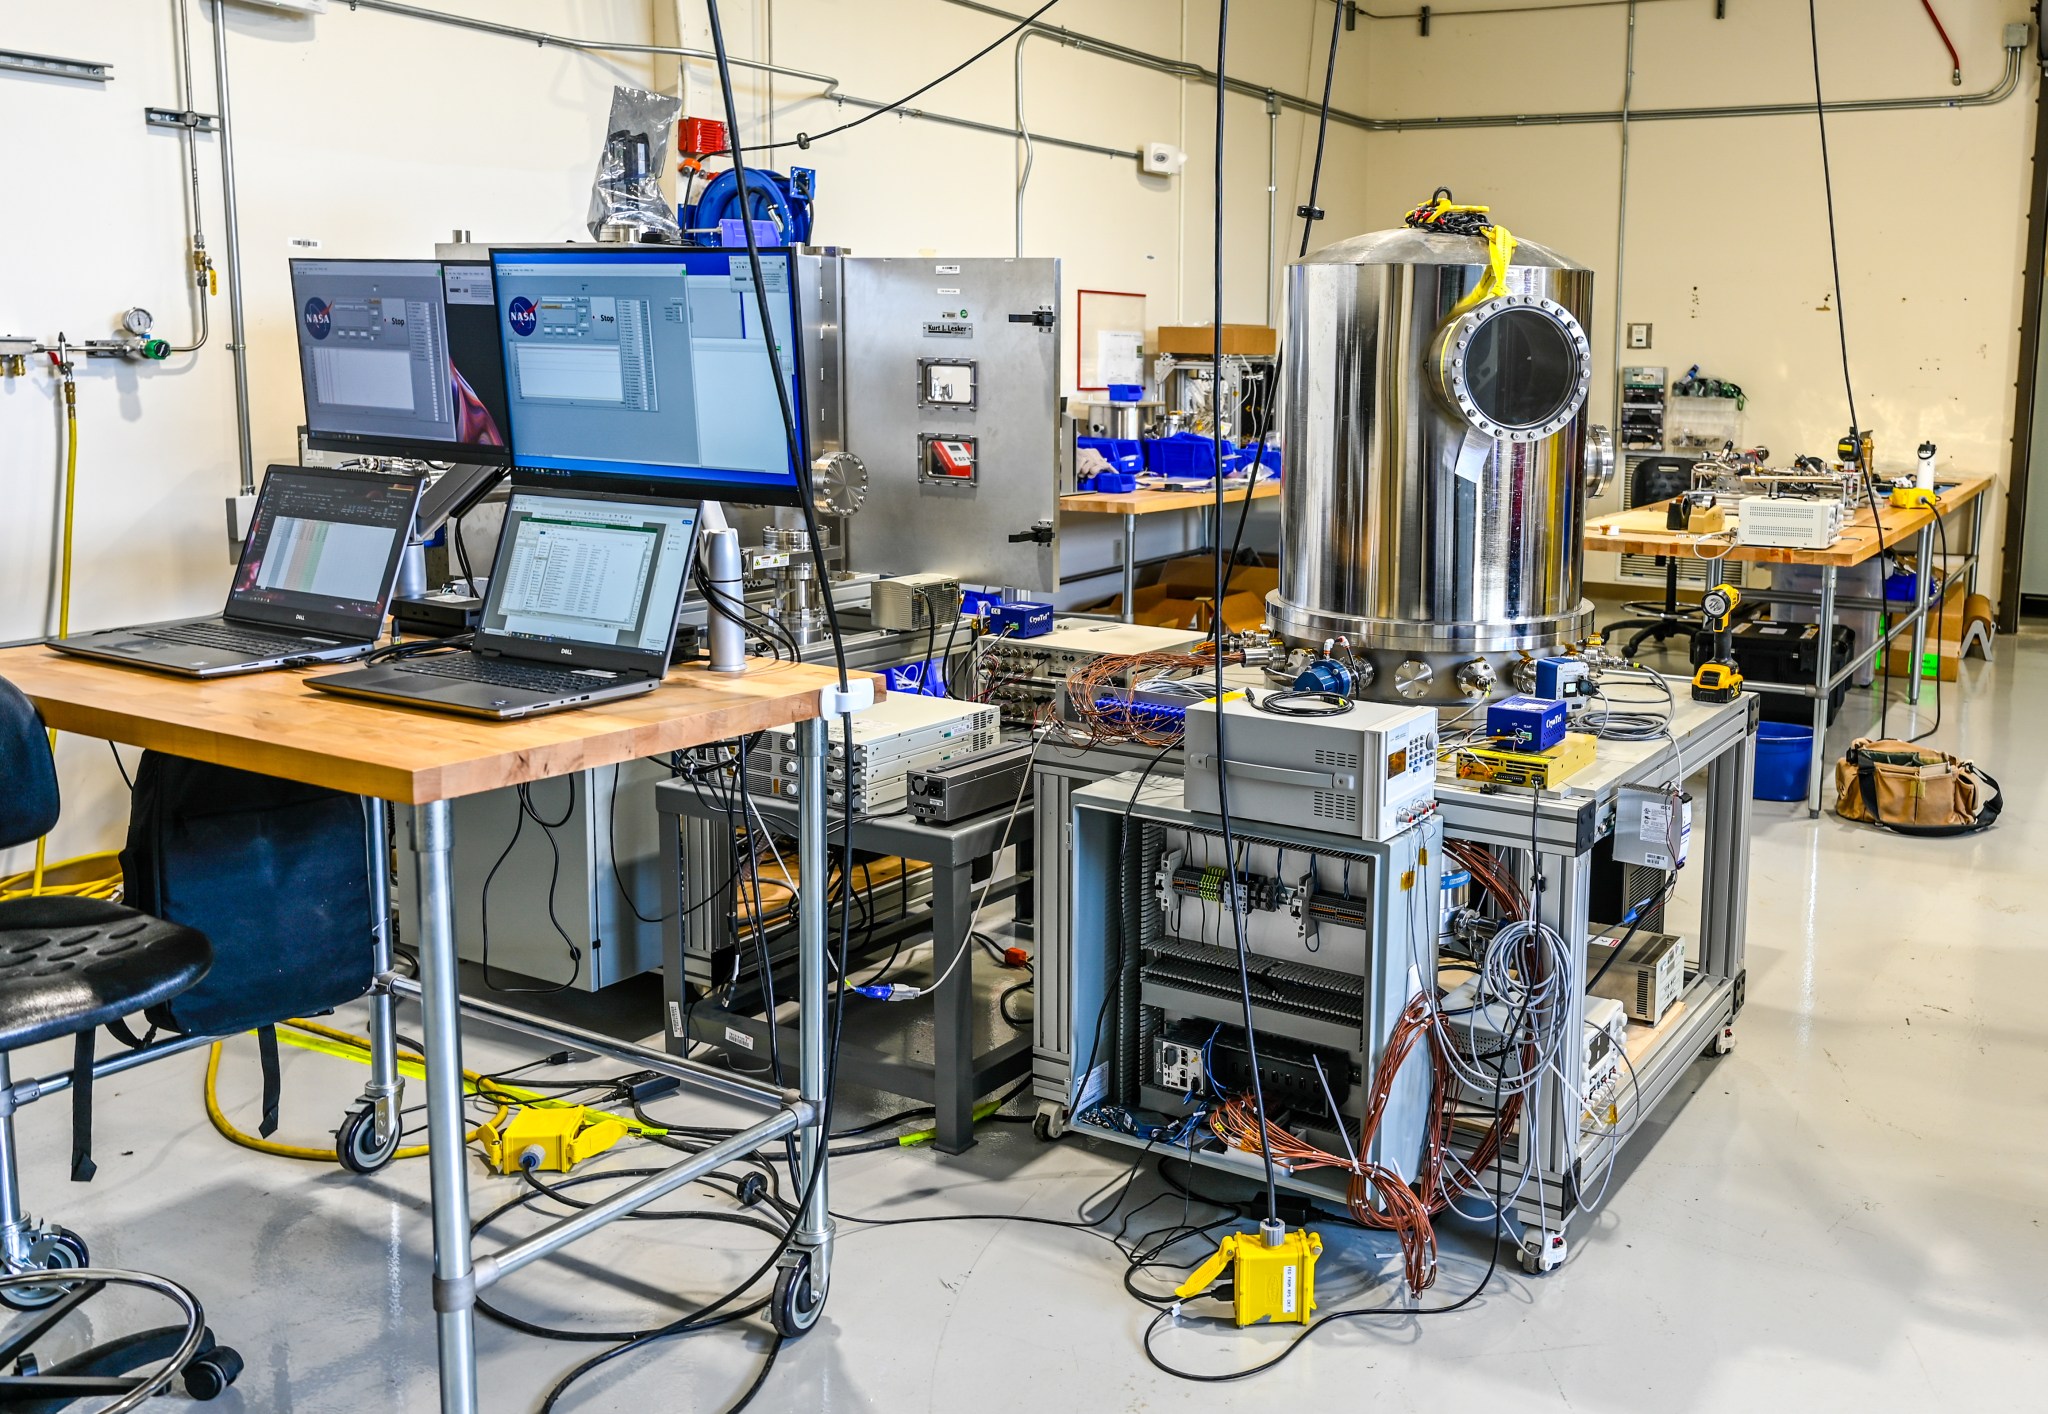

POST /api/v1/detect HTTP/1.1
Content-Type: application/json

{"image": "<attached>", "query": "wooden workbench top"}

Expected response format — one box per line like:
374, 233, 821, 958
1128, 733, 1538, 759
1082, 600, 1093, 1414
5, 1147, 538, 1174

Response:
1584, 473, 1993, 566
1058, 479, 1280, 516
0, 645, 871, 805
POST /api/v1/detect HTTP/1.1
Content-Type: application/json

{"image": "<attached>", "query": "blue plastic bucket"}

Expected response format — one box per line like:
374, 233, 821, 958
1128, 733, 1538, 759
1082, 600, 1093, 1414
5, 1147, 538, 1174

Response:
1754, 721, 1814, 801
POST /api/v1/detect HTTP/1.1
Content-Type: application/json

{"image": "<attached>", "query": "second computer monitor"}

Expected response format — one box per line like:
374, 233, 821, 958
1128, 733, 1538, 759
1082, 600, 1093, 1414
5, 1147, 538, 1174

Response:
290, 258, 512, 466
488, 247, 807, 504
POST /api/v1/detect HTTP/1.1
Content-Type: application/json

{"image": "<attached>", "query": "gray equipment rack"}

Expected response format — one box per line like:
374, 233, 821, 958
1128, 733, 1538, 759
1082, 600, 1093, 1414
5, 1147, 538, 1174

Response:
655, 782, 1034, 1154
1031, 682, 1755, 1273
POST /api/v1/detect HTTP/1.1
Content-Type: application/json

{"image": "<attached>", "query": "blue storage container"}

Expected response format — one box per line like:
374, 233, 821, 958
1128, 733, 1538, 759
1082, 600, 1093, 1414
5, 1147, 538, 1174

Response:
1143, 432, 1223, 479
1241, 444, 1281, 477
1107, 383, 1144, 403
1077, 436, 1144, 473
1753, 721, 1815, 801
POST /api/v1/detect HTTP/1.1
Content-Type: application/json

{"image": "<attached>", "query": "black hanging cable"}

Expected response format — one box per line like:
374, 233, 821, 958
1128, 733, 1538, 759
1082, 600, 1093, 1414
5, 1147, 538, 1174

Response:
1806, 0, 1897, 742
1295, 0, 1344, 257
712, 0, 1065, 158
1204, 0, 1281, 1232
533, 14, 867, 1403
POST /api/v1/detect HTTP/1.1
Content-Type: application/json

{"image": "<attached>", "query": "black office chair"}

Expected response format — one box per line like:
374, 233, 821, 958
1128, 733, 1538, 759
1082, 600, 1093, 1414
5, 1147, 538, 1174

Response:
0, 675, 243, 1406
1601, 457, 1700, 660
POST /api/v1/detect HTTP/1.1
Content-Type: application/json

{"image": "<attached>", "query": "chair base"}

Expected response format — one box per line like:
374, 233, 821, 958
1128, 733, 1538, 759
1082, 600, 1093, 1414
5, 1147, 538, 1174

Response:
0, 1268, 239, 1414
1602, 615, 1696, 662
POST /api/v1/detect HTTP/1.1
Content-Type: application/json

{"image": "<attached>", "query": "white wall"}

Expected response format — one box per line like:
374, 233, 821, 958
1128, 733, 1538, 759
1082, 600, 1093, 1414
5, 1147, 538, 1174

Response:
0, 0, 659, 868
8, 0, 2033, 865
666, 0, 1375, 358
1348, 0, 2037, 588
3, 0, 1371, 863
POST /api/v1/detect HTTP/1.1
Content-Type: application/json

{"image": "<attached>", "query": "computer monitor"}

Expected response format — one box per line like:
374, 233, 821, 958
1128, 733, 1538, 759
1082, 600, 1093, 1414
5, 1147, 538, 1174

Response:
290, 258, 512, 466
487, 247, 808, 504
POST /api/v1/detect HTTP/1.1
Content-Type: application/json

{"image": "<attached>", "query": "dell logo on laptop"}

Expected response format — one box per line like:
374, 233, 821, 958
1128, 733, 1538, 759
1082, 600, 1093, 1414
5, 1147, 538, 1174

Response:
560, 648, 572, 656
293, 613, 306, 621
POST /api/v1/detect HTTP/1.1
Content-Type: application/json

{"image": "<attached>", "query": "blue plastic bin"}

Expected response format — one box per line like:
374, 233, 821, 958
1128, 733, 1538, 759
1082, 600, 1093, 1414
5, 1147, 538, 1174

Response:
1077, 436, 1144, 472
1143, 432, 1222, 479
1107, 383, 1144, 403
1242, 444, 1282, 476
1753, 721, 1815, 801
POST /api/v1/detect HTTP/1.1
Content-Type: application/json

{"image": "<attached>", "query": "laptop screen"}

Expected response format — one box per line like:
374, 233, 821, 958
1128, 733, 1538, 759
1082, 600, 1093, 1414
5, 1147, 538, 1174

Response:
290, 258, 512, 466
477, 488, 700, 667
228, 466, 424, 636
487, 247, 806, 504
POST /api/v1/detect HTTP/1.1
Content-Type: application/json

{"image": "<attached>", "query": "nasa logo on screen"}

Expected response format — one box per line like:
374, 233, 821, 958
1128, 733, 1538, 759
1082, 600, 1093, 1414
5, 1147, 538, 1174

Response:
507, 296, 538, 337
302, 298, 331, 340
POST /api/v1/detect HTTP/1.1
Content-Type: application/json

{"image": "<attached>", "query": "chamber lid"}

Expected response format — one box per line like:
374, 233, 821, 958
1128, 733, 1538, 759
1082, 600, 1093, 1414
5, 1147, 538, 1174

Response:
1296, 226, 1586, 271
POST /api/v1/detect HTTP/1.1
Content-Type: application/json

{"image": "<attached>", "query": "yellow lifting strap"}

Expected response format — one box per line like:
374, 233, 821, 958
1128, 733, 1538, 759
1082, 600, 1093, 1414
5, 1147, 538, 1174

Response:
1472, 221, 1518, 305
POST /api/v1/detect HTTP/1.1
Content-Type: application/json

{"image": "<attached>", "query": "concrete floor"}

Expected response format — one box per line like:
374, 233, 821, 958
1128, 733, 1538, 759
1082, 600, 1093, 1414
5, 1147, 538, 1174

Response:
6, 621, 2045, 1412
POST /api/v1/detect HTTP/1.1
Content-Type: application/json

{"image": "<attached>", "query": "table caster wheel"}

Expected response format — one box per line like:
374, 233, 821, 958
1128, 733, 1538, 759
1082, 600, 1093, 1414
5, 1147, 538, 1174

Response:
183, 1345, 245, 1399
1518, 1232, 1567, 1275
1708, 1025, 1736, 1058
769, 1253, 826, 1338
0, 1227, 88, 1311
1031, 1102, 1067, 1142
336, 1102, 401, 1174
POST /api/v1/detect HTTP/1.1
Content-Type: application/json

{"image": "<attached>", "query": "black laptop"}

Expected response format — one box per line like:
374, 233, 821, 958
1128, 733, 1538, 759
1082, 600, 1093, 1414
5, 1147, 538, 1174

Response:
51, 464, 423, 677
305, 481, 700, 719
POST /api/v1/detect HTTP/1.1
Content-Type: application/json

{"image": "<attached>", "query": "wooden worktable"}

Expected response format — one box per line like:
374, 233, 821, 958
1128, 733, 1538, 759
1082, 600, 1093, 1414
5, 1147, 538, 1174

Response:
0, 645, 866, 804
1058, 479, 1280, 516
1584, 473, 1993, 566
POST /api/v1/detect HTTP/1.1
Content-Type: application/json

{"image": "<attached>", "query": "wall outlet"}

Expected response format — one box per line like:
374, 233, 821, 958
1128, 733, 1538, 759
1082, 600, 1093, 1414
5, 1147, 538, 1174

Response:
1627, 322, 1653, 350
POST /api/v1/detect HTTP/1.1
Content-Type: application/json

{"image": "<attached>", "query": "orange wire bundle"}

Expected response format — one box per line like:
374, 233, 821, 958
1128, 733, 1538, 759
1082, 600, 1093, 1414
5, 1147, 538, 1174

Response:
1208, 841, 1541, 1296
1060, 652, 1225, 748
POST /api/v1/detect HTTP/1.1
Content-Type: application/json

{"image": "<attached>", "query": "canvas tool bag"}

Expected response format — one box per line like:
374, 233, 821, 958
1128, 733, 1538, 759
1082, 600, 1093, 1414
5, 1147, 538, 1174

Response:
1833, 738, 2000, 837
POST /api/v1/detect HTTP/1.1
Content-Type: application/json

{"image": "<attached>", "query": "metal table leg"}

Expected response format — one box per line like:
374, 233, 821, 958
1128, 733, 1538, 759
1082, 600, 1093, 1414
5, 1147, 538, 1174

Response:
412, 800, 477, 1414
1701, 711, 1754, 986
1808, 566, 1836, 818
1120, 513, 1137, 624
1966, 495, 1983, 596
787, 717, 834, 1314
1907, 523, 1932, 707
359, 801, 403, 1155
932, 858, 977, 1154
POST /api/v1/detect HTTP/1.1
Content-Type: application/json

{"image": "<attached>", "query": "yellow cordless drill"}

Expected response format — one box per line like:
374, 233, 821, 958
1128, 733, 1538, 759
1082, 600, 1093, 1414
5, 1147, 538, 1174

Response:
1691, 584, 1743, 704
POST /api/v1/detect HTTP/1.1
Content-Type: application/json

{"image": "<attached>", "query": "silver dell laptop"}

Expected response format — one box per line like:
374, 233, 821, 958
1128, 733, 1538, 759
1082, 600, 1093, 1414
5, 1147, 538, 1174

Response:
52, 464, 424, 677
306, 481, 700, 719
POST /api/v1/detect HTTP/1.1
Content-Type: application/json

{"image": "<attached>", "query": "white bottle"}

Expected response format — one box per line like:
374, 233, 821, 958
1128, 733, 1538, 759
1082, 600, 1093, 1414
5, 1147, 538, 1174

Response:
1916, 441, 1937, 491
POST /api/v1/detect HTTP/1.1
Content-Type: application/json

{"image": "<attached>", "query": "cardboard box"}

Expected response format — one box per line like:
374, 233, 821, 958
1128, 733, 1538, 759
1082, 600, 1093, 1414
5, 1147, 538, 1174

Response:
1156, 556, 1277, 595
1155, 324, 1278, 358
1127, 591, 1264, 633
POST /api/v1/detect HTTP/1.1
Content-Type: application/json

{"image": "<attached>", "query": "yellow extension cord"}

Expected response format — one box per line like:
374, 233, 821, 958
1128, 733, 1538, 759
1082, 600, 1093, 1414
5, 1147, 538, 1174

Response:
202, 1018, 672, 1164
4, 376, 124, 907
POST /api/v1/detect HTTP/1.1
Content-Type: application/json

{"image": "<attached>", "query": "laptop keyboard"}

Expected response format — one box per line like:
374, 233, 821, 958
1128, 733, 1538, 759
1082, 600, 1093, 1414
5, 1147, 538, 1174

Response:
130, 622, 331, 654
395, 655, 625, 695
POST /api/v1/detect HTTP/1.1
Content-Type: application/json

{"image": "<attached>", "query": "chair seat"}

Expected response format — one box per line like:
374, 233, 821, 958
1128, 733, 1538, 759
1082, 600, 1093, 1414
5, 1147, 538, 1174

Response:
0, 898, 211, 1051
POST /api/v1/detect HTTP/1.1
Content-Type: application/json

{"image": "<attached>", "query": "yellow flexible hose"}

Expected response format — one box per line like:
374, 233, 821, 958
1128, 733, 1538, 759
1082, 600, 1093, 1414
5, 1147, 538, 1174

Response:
202, 1018, 667, 1165
15, 379, 121, 904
